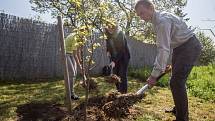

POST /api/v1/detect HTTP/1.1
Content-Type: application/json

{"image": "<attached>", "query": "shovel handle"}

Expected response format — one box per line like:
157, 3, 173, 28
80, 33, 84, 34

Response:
136, 72, 166, 95
136, 65, 172, 95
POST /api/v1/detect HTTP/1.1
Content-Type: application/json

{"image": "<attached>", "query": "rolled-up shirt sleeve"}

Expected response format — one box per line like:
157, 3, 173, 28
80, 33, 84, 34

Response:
151, 21, 171, 78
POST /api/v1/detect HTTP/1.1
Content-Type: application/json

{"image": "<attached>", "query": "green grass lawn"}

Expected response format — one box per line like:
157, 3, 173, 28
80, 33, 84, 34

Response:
0, 66, 214, 121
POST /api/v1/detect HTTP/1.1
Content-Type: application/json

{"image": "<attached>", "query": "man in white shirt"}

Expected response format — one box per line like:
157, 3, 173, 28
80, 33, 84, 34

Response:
135, 0, 202, 120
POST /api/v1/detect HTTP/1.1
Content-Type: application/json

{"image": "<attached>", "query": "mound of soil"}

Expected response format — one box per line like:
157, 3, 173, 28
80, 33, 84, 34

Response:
80, 78, 98, 91
16, 92, 145, 121
71, 92, 145, 121
104, 74, 121, 84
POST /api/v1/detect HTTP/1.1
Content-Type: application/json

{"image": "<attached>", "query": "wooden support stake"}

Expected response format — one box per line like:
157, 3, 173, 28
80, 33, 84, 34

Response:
57, 16, 72, 113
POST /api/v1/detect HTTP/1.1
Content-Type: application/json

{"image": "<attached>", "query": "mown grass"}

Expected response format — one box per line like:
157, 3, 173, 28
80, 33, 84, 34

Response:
0, 79, 66, 121
187, 65, 215, 102
0, 65, 214, 121
135, 87, 215, 121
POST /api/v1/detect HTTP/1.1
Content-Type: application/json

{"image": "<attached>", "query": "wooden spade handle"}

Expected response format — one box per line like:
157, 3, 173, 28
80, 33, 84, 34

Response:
157, 65, 172, 80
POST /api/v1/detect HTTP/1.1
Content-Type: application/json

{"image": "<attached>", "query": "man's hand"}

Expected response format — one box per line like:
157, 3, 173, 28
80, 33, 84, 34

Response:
107, 51, 111, 57
146, 76, 157, 87
109, 61, 115, 68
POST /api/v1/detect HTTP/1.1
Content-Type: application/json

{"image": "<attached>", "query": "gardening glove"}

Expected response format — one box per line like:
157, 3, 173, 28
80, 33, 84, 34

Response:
109, 61, 115, 68
147, 76, 157, 88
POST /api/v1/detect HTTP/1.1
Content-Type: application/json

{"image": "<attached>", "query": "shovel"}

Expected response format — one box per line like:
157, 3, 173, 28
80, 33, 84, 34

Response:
136, 65, 172, 95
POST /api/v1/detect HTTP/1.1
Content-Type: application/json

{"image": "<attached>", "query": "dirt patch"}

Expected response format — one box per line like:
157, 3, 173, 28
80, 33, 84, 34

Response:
16, 92, 145, 121
16, 102, 68, 121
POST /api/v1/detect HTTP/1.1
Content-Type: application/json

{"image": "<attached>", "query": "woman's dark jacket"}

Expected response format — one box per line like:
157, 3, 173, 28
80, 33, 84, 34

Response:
106, 31, 130, 63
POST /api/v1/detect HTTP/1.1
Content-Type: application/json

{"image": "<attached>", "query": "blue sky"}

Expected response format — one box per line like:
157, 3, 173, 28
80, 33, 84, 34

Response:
184, 0, 215, 39
0, 0, 215, 39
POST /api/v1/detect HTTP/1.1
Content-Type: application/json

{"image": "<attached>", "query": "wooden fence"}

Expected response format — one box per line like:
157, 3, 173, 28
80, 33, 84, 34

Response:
0, 13, 156, 80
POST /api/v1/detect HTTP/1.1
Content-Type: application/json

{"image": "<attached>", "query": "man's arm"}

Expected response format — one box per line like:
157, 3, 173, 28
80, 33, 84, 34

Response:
106, 37, 118, 66
151, 20, 171, 78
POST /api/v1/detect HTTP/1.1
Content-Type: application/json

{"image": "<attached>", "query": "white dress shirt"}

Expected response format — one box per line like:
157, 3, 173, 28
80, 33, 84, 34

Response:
151, 11, 195, 78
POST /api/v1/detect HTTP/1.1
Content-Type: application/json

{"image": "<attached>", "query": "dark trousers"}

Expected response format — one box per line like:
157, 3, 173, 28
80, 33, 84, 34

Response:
170, 35, 202, 121
113, 55, 130, 93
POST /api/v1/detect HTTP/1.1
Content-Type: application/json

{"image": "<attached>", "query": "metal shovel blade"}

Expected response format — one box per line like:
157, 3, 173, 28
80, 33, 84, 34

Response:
136, 84, 149, 95
136, 65, 172, 95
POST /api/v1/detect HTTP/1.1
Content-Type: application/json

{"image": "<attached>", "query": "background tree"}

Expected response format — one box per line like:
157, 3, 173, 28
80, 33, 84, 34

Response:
29, 0, 115, 120
30, 0, 188, 43
102, 0, 188, 43
196, 32, 215, 65
29, 0, 116, 79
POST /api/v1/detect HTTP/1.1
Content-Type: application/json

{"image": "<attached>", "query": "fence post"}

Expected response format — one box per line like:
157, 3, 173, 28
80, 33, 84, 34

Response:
57, 16, 72, 113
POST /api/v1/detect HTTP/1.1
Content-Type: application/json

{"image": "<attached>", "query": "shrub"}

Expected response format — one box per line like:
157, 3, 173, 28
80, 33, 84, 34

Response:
128, 66, 152, 81
128, 66, 170, 87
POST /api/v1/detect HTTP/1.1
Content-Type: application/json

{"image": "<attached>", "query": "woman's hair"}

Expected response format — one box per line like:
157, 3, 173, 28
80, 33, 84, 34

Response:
104, 28, 112, 38
104, 24, 118, 38
135, 0, 154, 10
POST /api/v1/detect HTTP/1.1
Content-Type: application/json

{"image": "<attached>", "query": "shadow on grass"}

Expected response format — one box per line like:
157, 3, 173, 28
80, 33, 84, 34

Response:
0, 78, 62, 86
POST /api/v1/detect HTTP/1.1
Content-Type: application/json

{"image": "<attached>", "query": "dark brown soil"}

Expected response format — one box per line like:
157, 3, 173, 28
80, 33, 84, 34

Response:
16, 102, 68, 121
104, 74, 121, 84
80, 78, 98, 91
16, 92, 145, 121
